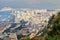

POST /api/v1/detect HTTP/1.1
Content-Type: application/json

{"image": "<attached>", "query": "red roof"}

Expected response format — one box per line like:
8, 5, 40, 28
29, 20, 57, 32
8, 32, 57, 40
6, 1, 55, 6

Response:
0, 27, 5, 31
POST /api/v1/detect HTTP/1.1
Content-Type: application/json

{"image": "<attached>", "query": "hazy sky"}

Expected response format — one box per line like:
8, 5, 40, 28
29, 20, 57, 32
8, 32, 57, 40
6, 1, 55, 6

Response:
0, 0, 60, 9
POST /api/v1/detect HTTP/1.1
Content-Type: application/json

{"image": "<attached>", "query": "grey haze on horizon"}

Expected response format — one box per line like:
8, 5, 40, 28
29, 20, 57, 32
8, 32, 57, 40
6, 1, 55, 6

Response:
0, 0, 60, 9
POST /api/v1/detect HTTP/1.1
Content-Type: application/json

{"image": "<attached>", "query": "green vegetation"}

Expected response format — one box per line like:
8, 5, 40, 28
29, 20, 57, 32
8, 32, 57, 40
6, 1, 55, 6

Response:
21, 37, 30, 40
45, 12, 60, 40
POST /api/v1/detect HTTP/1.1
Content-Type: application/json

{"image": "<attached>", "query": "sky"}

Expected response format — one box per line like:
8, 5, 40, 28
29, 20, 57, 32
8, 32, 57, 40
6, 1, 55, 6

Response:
0, 0, 60, 9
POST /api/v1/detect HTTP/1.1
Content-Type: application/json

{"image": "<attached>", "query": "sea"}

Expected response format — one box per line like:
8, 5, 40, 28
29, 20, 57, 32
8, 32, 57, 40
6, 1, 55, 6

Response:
0, 11, 15, 27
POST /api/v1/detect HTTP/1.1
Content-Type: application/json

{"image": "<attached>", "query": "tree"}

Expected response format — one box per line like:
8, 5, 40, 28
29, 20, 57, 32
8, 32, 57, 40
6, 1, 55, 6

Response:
45, 12, 60, 40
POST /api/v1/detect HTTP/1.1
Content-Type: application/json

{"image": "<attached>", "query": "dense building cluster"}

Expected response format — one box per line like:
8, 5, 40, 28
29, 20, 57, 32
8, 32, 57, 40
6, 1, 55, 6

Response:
0, 7, 59, 40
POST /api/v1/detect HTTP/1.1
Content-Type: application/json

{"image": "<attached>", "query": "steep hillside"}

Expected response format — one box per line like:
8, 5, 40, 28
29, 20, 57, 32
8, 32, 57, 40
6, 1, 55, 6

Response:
45, 12, 60, 40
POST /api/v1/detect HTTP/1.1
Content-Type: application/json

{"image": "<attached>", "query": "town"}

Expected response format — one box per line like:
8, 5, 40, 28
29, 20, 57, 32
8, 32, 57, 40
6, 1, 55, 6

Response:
0, 7, 59, 40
